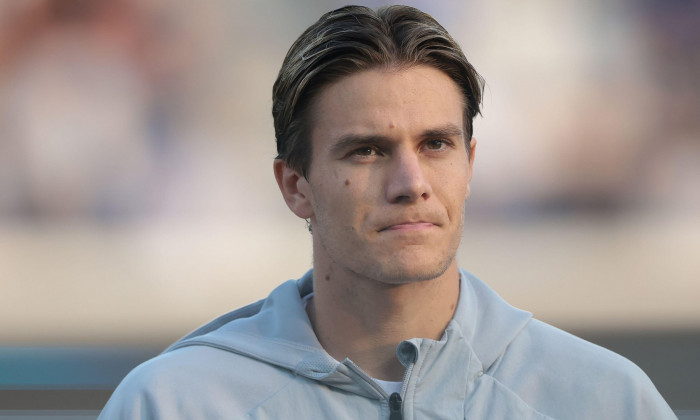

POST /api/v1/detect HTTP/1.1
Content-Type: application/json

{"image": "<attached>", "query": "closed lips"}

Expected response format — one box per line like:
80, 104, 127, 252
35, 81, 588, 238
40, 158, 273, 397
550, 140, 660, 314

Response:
379, 221, 437, 231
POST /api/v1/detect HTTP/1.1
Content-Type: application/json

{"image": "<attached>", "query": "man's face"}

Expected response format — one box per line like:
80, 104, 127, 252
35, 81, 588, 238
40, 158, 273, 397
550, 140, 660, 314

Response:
280, 65, 475, 284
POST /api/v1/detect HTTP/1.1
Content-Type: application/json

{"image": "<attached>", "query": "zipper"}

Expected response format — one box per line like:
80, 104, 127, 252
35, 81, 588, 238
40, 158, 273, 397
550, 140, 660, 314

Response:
344, 358, 415, 420
389, 392, 403, 420
389, 344, 416, 420
399, 357, 415, 397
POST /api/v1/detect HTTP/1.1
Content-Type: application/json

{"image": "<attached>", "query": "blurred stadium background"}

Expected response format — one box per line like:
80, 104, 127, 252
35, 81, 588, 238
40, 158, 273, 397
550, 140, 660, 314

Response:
0, 0, 698, 417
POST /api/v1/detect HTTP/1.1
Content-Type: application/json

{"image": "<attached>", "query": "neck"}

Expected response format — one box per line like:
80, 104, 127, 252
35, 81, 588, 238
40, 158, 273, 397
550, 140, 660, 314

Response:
306, 261, 460, 382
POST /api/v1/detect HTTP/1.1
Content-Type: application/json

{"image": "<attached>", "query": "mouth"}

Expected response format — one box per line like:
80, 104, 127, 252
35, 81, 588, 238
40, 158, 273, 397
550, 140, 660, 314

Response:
379, 221, 438, 232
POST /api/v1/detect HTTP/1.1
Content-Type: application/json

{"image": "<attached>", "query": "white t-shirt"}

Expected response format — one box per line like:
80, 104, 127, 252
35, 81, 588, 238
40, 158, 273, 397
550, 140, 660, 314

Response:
302, 293, 404, 395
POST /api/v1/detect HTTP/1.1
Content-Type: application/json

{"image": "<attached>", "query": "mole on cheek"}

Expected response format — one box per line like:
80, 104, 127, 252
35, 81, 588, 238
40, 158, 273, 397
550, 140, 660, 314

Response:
344, 179, 351, 186
325, 275, 331, 281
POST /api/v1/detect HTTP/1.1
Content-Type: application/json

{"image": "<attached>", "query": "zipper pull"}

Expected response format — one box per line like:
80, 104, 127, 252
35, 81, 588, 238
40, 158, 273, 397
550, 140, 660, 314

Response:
389, 392, 403, 420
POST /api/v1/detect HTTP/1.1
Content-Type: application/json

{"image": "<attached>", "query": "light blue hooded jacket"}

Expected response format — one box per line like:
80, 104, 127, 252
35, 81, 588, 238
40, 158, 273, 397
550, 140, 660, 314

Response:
99, 270, 675, 419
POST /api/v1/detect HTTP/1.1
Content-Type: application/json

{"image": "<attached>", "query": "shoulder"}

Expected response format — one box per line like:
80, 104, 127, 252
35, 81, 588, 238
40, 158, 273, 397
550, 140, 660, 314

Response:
497, 318, 641, 379
98, 345, 295, 419
489, 319, 676, 419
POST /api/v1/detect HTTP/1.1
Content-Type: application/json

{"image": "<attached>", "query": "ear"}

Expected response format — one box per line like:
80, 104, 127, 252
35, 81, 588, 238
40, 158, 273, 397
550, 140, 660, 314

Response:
465, 137, 477, 198
274, 159, 314, 219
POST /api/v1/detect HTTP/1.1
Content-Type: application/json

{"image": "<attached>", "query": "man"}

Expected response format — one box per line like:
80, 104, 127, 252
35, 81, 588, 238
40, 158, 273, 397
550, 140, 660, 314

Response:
99, 5, 675, 419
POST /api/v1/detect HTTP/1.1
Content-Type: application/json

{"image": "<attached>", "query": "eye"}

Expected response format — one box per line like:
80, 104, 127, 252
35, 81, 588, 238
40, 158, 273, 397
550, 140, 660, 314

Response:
351, 146, 380, 158
424, 139, 448, 151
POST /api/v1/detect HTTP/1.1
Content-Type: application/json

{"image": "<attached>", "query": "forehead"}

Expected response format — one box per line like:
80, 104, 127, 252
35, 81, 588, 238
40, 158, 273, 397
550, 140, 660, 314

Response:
309, 65, 465, 144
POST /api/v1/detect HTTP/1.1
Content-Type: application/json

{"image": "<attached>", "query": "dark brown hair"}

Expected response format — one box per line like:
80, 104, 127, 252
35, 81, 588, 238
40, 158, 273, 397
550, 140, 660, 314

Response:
272, 5, 484, 177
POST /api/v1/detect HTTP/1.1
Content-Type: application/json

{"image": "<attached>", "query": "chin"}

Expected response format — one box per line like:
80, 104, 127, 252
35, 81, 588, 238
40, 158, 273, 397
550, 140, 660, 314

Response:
363, 254, 456, 285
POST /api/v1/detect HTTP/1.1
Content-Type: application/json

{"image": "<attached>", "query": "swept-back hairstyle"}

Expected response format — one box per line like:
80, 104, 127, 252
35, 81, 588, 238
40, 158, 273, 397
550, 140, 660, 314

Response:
272, 5, 484, 177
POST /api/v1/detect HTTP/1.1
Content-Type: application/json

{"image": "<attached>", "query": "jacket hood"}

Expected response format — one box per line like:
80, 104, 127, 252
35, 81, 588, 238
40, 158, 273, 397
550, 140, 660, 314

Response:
165, 269, 531, 393
453, 270, 532, 371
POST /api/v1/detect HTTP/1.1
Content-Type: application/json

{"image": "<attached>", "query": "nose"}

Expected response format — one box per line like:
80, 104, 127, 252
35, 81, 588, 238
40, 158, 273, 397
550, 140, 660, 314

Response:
385, 150, 432, 203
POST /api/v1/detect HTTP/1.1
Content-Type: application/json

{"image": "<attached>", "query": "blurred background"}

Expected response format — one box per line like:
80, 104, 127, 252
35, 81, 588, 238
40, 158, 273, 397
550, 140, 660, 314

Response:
0, 0, 698, 417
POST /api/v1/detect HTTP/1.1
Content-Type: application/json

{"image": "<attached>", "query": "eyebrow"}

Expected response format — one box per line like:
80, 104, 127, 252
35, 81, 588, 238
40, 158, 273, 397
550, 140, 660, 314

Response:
329, 123, 465, 155
421, 124, 464, 140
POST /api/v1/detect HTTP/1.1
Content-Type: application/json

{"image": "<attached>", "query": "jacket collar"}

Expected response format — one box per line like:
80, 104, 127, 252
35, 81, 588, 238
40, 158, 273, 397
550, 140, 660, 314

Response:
453, 269, 532, 372
167, 268, 532, 382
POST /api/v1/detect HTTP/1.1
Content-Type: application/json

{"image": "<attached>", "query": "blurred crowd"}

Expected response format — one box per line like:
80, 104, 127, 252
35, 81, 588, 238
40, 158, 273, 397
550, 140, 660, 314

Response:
0, 0, 187, 221
0, 0, 698, 224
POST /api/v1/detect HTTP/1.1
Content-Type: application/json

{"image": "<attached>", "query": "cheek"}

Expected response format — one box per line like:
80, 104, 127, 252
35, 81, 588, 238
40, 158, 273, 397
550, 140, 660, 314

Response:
449, 159, 471, 200
332, 176, 372, 226
314, 166, 375, 214
313, 176, 354, 216
438, 172, 470, 219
